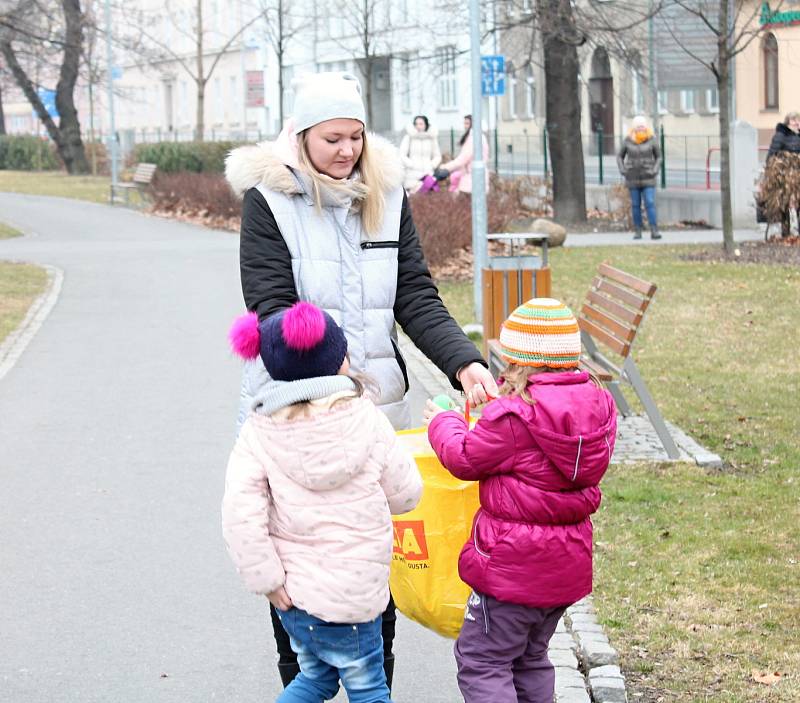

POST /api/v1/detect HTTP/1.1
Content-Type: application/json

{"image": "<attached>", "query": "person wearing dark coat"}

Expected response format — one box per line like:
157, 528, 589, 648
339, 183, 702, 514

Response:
617, 115, 662, 240
767, 112, 800, 236
225, 70, 497, 695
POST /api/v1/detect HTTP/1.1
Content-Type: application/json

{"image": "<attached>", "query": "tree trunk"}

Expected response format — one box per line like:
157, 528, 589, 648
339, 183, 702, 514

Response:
539, 0, 586, 223
195, 0, 205, 141
0, 82, 6, 135
717, 0, 734, 253
57, 0, 90, 173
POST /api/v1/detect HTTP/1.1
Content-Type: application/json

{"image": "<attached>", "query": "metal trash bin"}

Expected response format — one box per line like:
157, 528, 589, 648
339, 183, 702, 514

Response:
482, 233, 552, 358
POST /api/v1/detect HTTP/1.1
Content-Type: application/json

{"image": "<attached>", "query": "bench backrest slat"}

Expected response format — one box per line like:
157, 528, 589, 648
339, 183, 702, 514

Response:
581, 303, 637, 343
594, 277, 646, 311
133, 163, 157, 184
585, 289, 643, 326
598, 262, 657, 297
578, 317, 629, 356
578, 264, 657, 360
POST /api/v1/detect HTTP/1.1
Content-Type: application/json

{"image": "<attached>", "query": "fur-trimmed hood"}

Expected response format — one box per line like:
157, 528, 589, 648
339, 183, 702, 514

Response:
403, 124, 439, 140
225, 127, 405, 199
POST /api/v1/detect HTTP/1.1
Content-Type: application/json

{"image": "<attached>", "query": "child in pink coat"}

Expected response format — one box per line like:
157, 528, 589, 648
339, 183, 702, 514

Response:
223, 302, 422, 703
424, 298, 617, 703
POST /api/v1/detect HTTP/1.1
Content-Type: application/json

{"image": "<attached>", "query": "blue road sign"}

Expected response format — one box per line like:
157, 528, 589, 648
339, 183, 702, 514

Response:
35, 88, 59, 119
481, 55, 505, 96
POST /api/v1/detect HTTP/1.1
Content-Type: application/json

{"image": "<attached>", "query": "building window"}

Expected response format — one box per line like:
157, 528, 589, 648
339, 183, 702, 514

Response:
763, 33, 779, 110
657, 90, 668, 115
230, 76, 240, 123
436, 46, 457, 109
525, 65, 535, 118
399, 56, 411, 112
706, 87, 719, 113
507, 63, 517, 119
214, 77, 223, 123
680, 89, 695, 114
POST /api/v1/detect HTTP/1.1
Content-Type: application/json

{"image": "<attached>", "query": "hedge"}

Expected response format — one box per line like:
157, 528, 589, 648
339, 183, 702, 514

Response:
0, 135, 60, 170
129, 141, 242, 174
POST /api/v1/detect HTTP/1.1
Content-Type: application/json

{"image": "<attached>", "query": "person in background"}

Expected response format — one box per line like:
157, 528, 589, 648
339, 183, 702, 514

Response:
616, 115, 662, 240
766, 112, 800, 236
399, 114, 442, 193
436, 114, 490, 195
225, 70, 497, 693
424, 298, 617, 703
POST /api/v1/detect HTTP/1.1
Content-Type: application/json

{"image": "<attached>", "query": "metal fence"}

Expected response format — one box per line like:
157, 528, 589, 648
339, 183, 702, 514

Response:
78, 126, 722, 189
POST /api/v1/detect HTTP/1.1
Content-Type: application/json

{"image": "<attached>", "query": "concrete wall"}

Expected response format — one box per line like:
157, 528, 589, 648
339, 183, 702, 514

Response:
586, 184, 722, 227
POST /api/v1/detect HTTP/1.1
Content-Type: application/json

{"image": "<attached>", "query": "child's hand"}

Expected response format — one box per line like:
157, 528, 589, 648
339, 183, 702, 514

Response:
266, 586, 293, 611
422, 399, 448, 426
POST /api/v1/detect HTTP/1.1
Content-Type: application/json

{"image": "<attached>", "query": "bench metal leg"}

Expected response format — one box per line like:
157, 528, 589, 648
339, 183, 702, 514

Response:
607, 380, 633, 417
622, 357, 680, 459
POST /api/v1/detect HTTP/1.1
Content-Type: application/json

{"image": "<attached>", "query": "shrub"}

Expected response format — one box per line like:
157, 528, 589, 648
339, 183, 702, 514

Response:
150, 171, 240, 224
130, 141, 241, 174
409, 186, 525, 268
0, 135, 60, 170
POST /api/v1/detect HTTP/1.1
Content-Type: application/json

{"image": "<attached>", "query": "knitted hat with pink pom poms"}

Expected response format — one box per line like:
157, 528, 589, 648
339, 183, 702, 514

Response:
228, 302, 348, 381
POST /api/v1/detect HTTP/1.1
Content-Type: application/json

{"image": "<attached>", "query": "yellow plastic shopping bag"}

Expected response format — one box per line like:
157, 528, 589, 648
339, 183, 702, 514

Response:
391, 428, 480, 639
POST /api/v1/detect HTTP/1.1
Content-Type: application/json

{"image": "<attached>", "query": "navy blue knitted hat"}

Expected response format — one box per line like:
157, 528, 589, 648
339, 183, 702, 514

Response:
229, 302, 348, 380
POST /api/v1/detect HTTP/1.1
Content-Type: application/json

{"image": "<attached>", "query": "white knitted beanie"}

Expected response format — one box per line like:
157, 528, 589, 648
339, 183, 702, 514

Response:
291, 72, 367, 133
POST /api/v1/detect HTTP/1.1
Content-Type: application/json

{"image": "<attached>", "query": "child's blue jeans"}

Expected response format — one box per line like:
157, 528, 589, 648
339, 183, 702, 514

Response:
628, 186, 657, 228
275, 607, 391, 703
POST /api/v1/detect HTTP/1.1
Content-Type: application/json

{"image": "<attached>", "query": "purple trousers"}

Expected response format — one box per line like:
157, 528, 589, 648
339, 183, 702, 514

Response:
454, 591, 567, 703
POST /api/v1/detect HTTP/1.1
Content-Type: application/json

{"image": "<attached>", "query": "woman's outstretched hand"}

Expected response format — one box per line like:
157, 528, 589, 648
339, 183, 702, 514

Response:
267, 586, 293, 611
457, 363, 499, 406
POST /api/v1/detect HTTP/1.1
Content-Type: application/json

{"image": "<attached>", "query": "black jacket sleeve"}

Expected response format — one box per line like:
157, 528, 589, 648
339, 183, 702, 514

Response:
239, 187, 298, 320
768, 126, 785, 159
393, 192, 486, 390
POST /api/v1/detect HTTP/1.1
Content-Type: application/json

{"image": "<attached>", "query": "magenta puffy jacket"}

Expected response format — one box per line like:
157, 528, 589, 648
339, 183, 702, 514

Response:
427, 371, 617, 608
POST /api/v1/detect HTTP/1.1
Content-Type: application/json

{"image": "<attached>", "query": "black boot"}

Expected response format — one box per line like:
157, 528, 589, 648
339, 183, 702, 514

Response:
277, 661, 300, 688
650, 224, 662, 240
633, 227, 642, 240
383, 654, 395, 692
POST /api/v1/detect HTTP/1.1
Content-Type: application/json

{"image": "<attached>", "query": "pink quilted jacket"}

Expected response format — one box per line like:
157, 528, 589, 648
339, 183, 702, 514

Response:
428, 371, 616, 608
222, 395, 422, 623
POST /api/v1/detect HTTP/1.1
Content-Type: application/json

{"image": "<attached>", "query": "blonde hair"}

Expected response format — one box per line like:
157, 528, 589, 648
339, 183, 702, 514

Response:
784, 112, 800, 126
497, 362, 601, 406
296, 130, 385, 236
279, 372, 378, 420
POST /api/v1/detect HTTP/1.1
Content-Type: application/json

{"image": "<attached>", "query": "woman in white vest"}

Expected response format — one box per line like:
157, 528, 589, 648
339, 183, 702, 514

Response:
226, 71, 497, 694
398, 114, 442, 192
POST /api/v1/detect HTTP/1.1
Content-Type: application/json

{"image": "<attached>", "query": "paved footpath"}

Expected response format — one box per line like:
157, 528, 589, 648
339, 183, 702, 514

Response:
0, 194, 462, 703
1, 195, 731, 703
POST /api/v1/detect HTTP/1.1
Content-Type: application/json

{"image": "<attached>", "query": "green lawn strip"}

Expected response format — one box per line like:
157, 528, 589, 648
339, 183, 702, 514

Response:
0, 261, 49, 344
437, 245, 800, 702
0, 170, 110, 204
0, 221, 23, 239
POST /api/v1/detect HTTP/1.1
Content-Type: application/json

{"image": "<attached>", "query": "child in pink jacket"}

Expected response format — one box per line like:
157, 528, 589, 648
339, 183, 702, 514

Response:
424, 298, 617, 703
222, 301, 422, 703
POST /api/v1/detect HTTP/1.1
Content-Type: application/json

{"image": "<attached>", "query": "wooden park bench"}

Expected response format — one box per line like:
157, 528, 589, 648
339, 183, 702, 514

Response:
487, 262, 680, 459
109, 162, 157, 206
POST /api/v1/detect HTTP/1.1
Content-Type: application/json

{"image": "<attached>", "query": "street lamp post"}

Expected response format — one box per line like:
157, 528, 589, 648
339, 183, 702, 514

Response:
469, 0, 487, 322
104, 0, 118, 189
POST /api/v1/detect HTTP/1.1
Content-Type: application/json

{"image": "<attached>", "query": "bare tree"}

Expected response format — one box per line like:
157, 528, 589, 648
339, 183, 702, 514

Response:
1, 0, 90, 172
123, 0, 265, 140
494, 0, 660, 224
656, 0, 779, 253
255, 0, 304, 128
0, 74, 7, 135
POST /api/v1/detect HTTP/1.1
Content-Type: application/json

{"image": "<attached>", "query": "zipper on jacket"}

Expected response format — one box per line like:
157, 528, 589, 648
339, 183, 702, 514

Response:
360, 240, 399, 249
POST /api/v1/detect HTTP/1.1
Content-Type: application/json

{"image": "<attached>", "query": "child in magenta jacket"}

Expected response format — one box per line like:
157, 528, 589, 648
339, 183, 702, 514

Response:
424, 298, 617, 703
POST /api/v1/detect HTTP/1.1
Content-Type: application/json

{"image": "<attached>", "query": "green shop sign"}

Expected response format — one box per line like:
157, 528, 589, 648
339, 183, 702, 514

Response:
760, 2, 800, 27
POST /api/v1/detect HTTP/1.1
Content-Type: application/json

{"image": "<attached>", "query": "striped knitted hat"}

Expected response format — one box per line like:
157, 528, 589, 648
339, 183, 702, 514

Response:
499, 298, 581, 368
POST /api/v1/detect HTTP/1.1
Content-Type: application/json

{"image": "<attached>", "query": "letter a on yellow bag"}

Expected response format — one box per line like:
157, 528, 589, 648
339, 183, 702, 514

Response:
391, 428, 480, 639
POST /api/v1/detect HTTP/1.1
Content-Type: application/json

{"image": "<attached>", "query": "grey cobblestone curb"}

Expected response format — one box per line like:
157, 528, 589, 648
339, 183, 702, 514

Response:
0, 263, 63, 382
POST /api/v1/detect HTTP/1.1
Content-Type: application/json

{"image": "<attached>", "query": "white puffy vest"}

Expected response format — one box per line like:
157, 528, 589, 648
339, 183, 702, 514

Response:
238, 179, 410, 431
